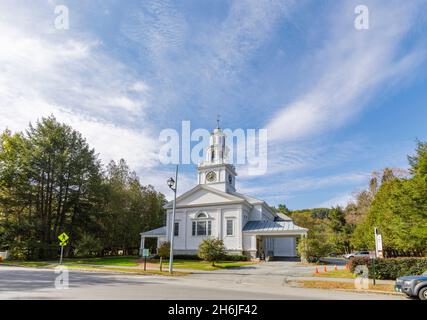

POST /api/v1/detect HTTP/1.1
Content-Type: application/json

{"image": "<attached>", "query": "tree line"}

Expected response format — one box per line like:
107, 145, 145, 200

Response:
277, 141, 427, 259
0, 117, 166, 259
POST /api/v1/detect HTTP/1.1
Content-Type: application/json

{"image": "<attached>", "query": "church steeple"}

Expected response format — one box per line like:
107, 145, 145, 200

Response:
197, 123, 237, 193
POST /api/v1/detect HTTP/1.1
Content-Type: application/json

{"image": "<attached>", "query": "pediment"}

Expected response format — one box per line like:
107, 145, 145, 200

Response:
164, 185, 245, 209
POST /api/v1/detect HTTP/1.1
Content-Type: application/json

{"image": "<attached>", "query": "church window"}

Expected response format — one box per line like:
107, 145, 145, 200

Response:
226, 219, 234, 236
207, 221, 212, 235
197, 212, 208, 218
197, 221, 206, 235
192, 213, 211, 236
192, 221, 196, 236
174, 222, 179, 236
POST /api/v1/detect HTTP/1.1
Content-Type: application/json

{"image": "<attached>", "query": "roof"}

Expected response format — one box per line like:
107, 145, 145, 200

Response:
163, 184, 249, 209
274, 212, 292, 221
230, 191, 264, 204
140, 226, 166, 237
243, 220, 307, 235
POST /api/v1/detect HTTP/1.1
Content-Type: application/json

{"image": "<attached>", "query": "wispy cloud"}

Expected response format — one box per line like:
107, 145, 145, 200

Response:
315, 192, 356, 209
266, 0, 426, 142
0, 3, 159, 171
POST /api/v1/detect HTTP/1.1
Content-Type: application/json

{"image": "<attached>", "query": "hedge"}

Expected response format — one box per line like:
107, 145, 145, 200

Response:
349, 257, 427, 280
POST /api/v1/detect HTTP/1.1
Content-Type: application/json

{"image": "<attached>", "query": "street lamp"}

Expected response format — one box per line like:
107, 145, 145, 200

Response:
167, 165, 178, 273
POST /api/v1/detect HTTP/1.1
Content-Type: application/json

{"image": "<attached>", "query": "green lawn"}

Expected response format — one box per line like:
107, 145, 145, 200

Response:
65, 264, 188, 276
63, 256, 139, 266
2, 256, 139, 268
1, 260, 53, 267
2, 256, 256, 271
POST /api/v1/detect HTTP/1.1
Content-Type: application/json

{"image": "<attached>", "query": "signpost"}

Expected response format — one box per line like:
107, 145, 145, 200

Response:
142, 248, 149, 271
372, 227, 384, 286
374, 227, 383, 258
58, 232, 69, 265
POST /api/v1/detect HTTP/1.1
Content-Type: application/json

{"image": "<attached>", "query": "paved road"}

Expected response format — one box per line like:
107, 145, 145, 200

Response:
0, 263, 404, 300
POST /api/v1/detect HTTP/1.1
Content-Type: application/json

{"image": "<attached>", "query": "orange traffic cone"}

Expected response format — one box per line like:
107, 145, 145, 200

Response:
315, 267, 319, 274
324, 266, 327, 272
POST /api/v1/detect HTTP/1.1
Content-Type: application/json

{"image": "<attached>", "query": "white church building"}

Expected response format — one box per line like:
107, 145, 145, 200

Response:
140, 125, 308, 259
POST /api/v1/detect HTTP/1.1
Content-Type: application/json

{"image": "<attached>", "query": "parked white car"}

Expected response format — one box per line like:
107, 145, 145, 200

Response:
343, 251, 371, 259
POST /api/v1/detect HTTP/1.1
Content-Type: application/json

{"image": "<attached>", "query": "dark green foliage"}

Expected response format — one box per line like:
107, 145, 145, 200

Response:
352, 143, 427, 256
0, 117, 166, 260
157, 242, 170, 258
75, 234, 102, 257
289, 141, 427, 259
172, 254, 201, 260
223, 254, 250, 261
349, 257, 427, 279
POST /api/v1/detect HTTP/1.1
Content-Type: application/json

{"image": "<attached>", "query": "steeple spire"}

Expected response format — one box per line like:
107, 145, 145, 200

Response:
216, 114, 221, 129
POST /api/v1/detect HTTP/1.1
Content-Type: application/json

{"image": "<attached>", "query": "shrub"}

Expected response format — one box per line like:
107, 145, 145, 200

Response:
297, 237, 332, 263
198, 238, 226, 266
74, 234, 102, 257
349, 257, 427, 279
173, 254, 201, 260
223, 254, 249, 261
157, 242, 170, 259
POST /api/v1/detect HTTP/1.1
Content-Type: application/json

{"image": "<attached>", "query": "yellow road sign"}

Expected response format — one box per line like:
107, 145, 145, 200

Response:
58, 232, 69, 246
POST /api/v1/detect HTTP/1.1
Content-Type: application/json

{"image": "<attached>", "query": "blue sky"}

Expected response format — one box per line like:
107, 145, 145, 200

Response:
0, 0, 426, 209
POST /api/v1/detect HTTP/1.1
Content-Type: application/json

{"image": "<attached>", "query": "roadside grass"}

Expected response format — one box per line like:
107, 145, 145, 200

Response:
0, 260, 53, 267
296, 280, 395, 293
63, 256, 139, 266
143, 259, 257, 271
65, 265, 188, 276
313, 269, 356, 279
2, 256, 256, 271
2, 256, 139, 268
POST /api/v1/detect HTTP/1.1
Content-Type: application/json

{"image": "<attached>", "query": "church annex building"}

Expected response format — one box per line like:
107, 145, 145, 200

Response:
140, 126, 308, 259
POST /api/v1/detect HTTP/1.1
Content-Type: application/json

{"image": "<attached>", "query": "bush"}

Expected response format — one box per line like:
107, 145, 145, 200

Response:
74, 234, 102, 257
157, 242, 170, 258
223, 254, 249, 261
297, 237, 332, 263
198, 238, 226, 266
349, 257, 427, 279
173, 254, 201, 260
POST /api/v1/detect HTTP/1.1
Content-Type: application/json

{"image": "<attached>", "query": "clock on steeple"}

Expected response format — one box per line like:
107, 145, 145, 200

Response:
197, 121, 236, 193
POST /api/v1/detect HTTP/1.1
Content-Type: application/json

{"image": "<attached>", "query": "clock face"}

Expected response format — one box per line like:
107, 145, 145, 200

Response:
206, 171, 216, 182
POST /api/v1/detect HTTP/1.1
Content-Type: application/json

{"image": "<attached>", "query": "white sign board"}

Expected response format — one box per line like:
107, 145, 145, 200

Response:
376, 234, 383, 251
142, 249, 150, 257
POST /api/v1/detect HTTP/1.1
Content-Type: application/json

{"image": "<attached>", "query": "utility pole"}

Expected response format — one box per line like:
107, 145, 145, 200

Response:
168, 165, 178, 274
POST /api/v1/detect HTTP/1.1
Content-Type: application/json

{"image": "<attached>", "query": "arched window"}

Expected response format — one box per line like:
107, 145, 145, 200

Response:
192, 212, 211, 236
197, 212, 208, 219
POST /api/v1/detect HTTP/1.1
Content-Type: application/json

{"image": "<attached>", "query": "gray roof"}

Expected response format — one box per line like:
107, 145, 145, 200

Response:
140, 226, 166, 237
243, 220, 307, 234
274, 212, 292, 221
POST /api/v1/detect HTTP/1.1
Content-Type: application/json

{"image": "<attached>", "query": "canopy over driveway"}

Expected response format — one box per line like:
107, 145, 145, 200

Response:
243, 220, 308, 258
